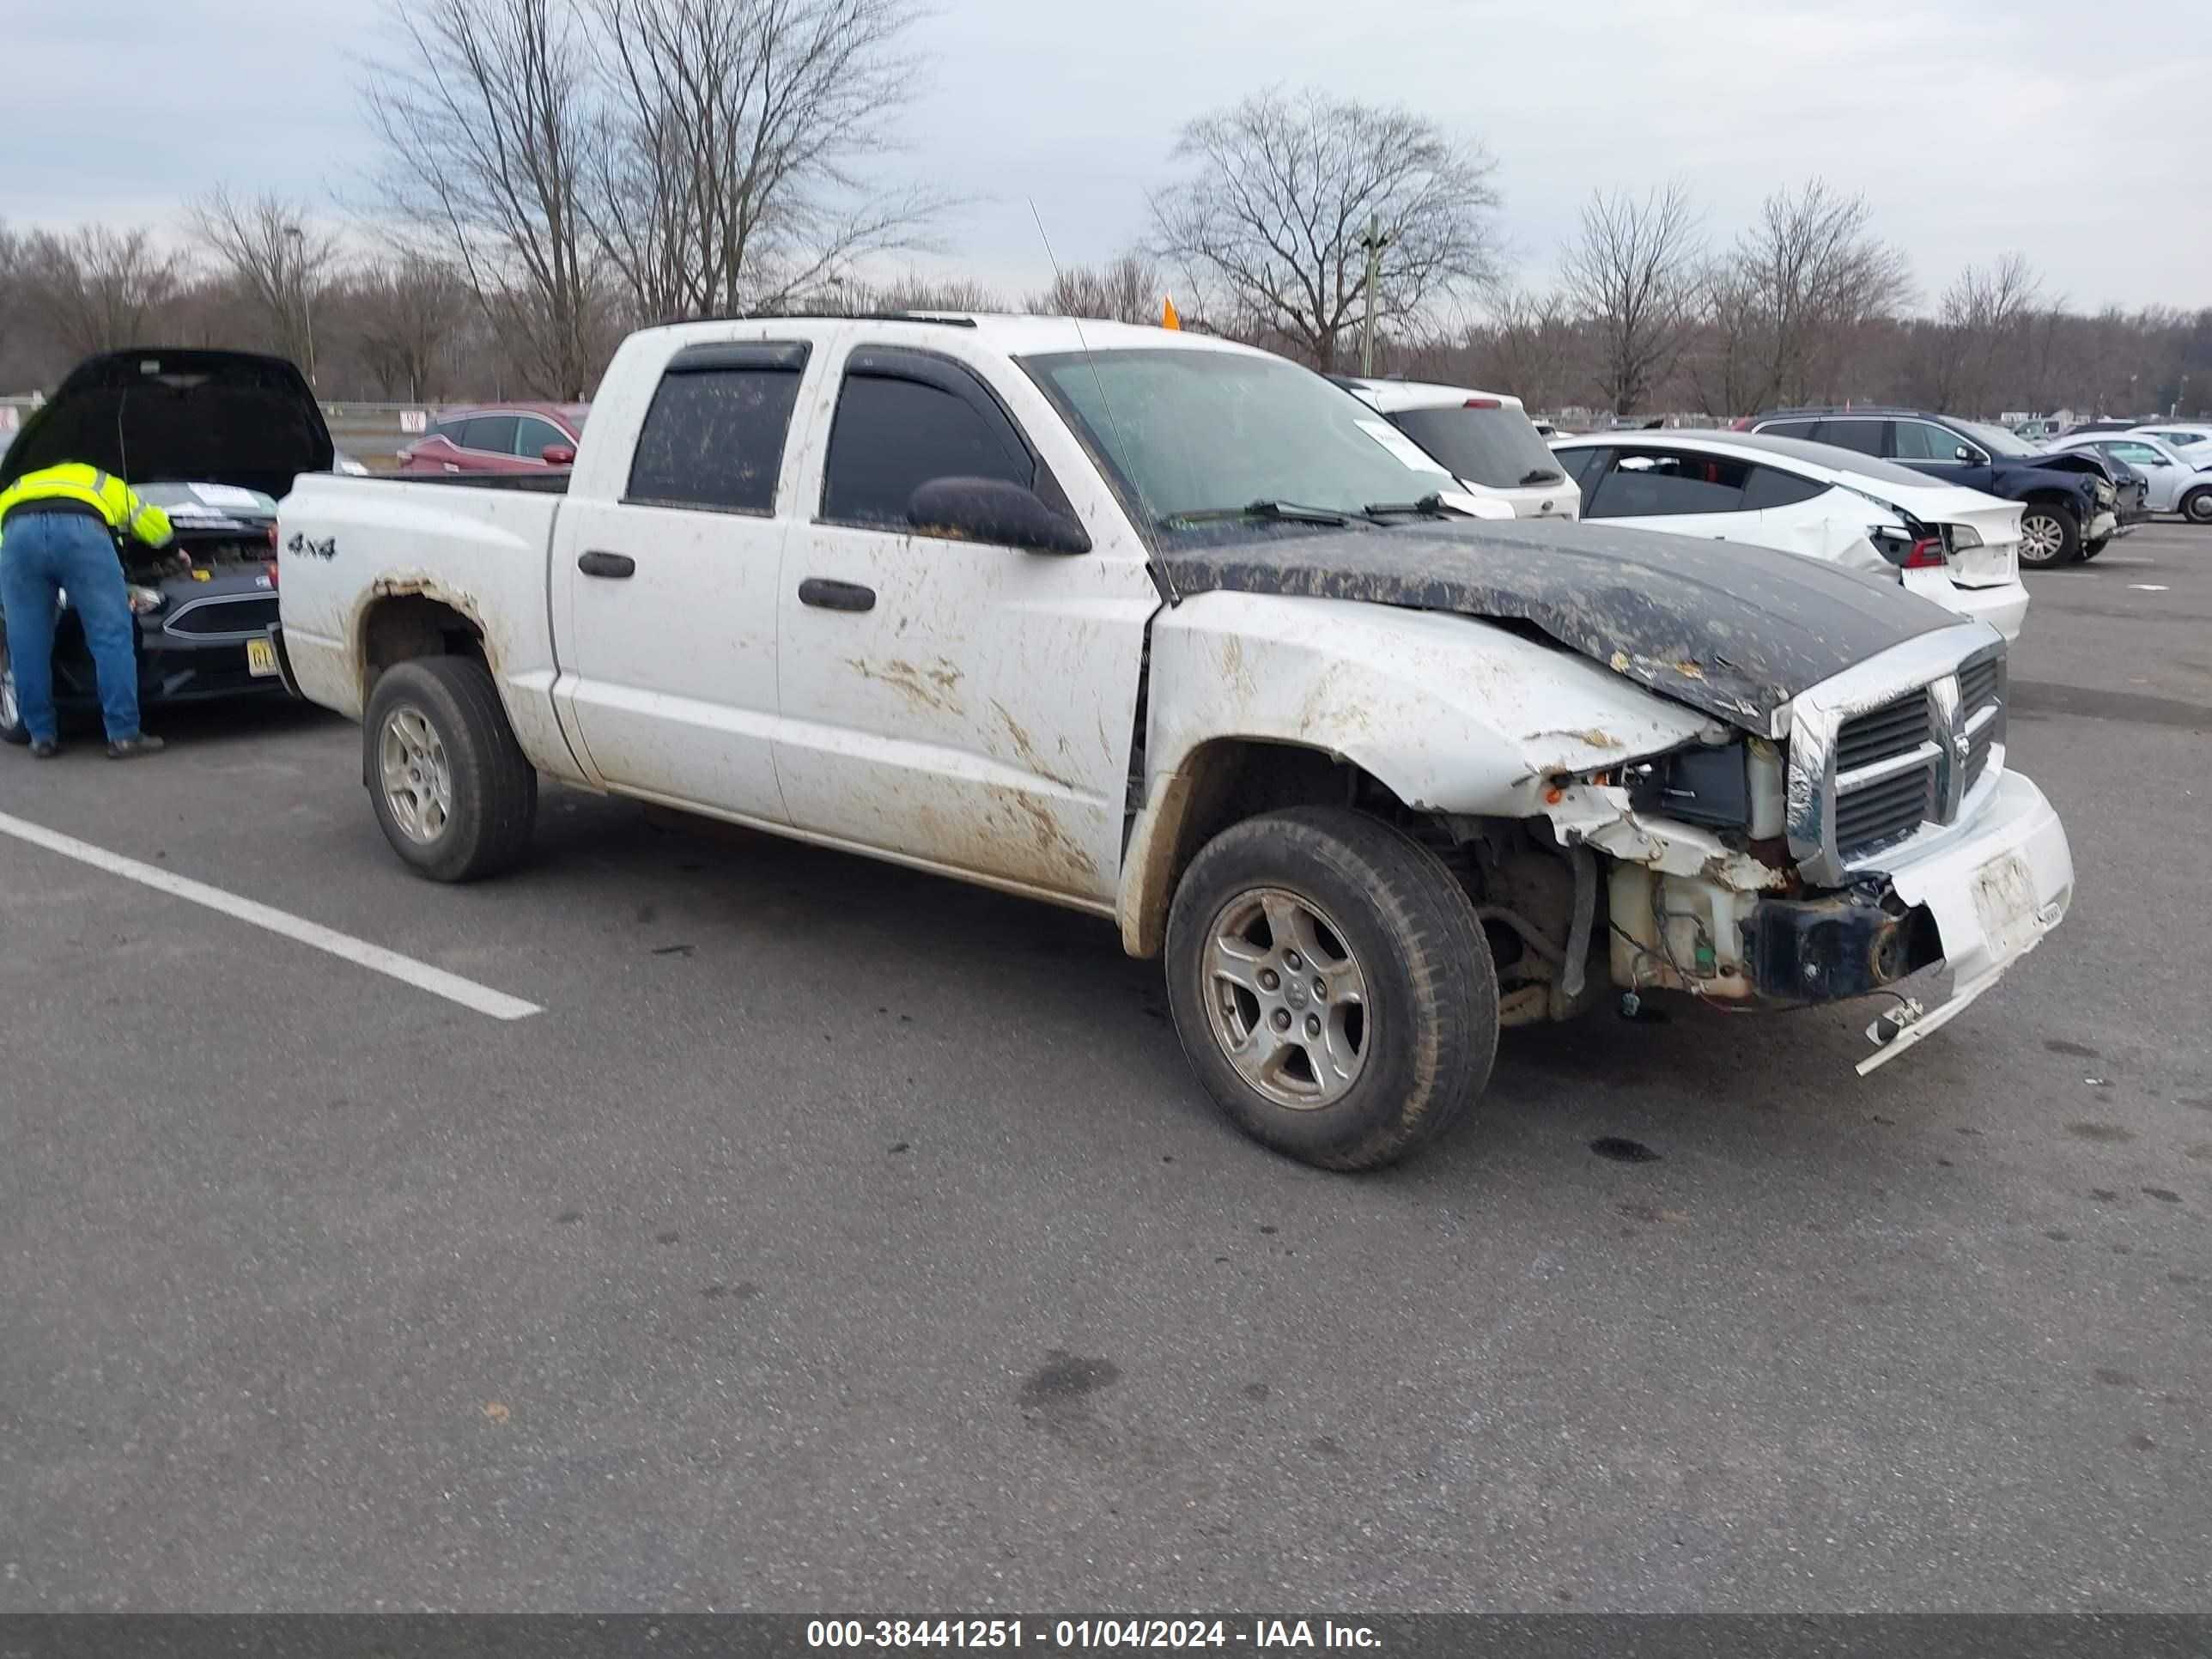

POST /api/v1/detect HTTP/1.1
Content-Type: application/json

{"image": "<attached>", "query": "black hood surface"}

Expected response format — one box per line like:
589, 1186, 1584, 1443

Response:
0, 348, 332, 501
1162, 518, 1965, 732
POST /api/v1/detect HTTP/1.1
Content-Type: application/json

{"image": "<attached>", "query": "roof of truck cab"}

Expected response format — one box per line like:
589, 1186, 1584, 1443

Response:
634, 313, 1267, 360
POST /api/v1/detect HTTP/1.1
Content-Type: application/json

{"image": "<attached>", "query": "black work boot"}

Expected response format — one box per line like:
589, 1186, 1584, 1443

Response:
106, 734, 167, 760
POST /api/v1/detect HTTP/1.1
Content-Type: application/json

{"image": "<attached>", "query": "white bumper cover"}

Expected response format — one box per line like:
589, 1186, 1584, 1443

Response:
1860, 769, 2073, 1073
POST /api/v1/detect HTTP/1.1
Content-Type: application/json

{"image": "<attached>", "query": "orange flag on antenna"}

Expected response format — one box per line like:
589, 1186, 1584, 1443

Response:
1161, 296, 1182, 331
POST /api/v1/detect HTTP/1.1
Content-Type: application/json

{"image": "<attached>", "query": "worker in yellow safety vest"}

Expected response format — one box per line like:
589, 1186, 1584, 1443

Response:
0, 462, 178, 758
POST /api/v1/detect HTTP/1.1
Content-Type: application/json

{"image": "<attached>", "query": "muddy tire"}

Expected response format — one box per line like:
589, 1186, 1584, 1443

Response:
363, 656, 537, 882
2017, 501, 2081, 568
2181, 486, 2212, 526
0, 623, 26, 745
1164, 805, 1498, 1170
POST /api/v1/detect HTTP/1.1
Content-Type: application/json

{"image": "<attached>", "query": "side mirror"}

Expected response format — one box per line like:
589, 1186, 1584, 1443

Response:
908, 477, 1091, 555
542, 444, 577, 465
1954, 445, 1975, 462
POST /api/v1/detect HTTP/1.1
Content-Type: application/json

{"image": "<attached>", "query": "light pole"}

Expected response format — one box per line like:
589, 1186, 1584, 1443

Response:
285, 224, 317, 386
1358, 214, 1395, 376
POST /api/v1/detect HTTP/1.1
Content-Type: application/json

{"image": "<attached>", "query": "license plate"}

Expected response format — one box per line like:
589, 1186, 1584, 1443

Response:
1972, 850, 2039, 959
246, 636, 279, 678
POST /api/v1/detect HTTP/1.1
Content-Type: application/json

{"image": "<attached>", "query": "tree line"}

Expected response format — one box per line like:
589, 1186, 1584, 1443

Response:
0, 10, 2203, 423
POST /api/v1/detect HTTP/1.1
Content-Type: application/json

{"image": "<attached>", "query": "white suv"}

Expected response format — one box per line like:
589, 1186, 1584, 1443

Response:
1333, 376, 1580, 520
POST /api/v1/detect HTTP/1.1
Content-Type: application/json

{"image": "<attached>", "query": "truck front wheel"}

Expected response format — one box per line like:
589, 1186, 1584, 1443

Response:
2017, 502, 2081, 568
363, 656, 538, 882
1164, 805, 1499, 1170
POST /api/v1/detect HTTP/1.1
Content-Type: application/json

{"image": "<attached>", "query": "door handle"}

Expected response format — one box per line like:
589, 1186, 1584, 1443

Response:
578, 550, 636, 579
798, 578, 876, 613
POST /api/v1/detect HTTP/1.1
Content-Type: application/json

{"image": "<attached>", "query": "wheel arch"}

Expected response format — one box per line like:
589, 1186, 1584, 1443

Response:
1119, 735, 1419, 957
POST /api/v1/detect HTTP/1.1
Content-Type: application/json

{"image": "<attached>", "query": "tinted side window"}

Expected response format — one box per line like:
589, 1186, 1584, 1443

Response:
1892, 421, 1965, 462
821, 369, 1032, 529
514, 416, 568, 459
1741, 465, 1826, 509
1759, 419, 1820, 440
459, 414, 520, 453
627, 364, 805, 514
1555, 447, 1610, 489
1584, 449, 1750, 517
1812, 419, 1885, 457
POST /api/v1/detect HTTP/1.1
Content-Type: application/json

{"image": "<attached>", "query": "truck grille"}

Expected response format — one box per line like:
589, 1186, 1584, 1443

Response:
162, 595, 279, 638
1792, 638, 2008, 880
1836, 694, 1929, 774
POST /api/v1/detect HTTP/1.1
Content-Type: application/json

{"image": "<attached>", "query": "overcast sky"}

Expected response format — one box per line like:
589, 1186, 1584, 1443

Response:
14, 0, 2211, 313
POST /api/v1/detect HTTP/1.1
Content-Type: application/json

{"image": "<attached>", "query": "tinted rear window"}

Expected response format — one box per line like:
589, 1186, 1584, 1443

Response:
1385, 404, 1562, 490
628, 366, 804, 514
1812, 419, 1885, 457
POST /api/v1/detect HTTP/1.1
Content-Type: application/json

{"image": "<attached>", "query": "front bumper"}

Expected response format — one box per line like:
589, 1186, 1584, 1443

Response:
1747, 770, 2070, 1065
45, 608, 288, 714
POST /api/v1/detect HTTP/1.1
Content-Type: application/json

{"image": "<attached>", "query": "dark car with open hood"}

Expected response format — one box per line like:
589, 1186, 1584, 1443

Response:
0, 348, 332, 744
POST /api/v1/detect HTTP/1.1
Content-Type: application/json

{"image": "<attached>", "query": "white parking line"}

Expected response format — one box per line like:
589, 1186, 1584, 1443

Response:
2129, 583, 2170, 592
0, 810, 542, 1021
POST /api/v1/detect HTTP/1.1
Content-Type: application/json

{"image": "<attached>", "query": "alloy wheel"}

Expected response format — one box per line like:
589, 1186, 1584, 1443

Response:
1201, 886, 1371, 1109
379, 704, 454, 844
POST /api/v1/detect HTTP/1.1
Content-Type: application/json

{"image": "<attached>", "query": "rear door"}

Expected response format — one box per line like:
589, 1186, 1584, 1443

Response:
550, 339, 813, 820
773, 340, 1154, 906
1578, 446, 1753, 541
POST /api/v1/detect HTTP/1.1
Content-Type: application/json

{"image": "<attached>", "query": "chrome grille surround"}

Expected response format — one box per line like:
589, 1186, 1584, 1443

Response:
1784, 624, 2008, 887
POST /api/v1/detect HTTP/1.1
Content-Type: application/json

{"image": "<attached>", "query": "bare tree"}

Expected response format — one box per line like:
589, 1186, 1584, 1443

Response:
583, 0, 942, 320
349, 254, 476, 399
1909, 252, 2040, 413
1146, 87, 1500, 371
18, 227, 187, 359
363, 0, 610, 397
1718, 179, 1910, 410
188, 186, 344, 376
1027, 252, 1161, 325
1466, 288, 1581, 414
1559, 183, 1703, 416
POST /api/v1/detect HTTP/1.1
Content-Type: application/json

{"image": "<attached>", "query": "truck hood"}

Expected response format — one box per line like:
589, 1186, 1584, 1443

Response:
0, 348, 332, 501
1159, 518, 1966, 734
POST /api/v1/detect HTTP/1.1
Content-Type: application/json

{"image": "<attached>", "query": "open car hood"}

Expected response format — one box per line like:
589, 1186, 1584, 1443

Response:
1161, 518, 1966, 735
0, 348, 332, 501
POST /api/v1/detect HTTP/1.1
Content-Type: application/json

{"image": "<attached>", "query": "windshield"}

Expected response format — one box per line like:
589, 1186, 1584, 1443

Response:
1956, 418, 2037, 458
1382, 403, 1562, 489
1020, 348, 1452, 532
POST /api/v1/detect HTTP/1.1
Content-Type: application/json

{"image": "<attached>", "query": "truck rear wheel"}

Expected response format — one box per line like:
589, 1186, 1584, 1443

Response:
1164, 805, 1498, 1170
363, 656, 538, 882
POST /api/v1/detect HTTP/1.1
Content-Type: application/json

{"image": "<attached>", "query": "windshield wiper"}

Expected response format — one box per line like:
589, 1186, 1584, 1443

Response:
1162, 499, 1355, 527
1360, 494, 1456, 519
1519, 467, 1564, 485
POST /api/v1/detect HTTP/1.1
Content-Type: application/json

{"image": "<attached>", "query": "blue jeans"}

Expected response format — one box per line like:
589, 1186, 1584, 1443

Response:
0, 511, 143, 744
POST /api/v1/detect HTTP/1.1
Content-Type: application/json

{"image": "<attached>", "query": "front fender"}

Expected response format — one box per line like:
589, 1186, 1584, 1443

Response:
1147, 592, 1711, 811
1116, 592, 1714, 952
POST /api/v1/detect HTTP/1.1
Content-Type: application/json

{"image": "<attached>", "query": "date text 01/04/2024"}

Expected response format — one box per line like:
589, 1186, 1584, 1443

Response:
804, 1620, 1383, 1650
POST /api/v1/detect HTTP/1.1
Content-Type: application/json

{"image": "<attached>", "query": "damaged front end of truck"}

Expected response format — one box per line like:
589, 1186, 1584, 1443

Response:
1161, 517, 2075, 1072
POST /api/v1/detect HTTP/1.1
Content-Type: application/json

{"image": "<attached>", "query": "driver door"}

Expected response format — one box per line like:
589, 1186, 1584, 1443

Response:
773, 341, 1156, 908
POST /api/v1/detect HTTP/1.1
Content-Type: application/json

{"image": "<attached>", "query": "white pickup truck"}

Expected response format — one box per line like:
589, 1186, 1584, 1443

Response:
276, 315, 2074, 1170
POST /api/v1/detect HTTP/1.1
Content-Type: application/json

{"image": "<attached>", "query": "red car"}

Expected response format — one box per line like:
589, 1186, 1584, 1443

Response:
396, 403, 588, 475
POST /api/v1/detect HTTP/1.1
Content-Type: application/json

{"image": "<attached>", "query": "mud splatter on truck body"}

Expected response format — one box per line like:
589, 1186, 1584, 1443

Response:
1160, 518, 1961, 735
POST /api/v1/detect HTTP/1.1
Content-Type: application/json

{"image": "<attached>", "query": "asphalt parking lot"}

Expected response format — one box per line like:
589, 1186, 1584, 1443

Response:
2, 525, 2207, 1613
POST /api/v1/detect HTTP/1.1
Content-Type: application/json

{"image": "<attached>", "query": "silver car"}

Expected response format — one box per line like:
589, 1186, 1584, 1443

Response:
2049, 432, 2212, 523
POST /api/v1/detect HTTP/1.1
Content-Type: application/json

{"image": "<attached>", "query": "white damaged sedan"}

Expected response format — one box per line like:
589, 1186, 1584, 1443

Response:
1552, 429, 2032, 641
